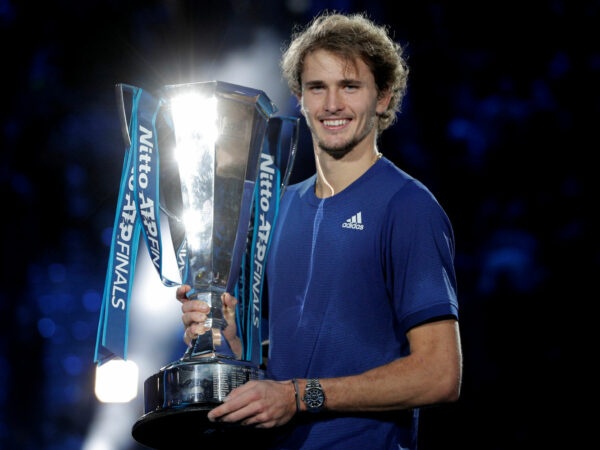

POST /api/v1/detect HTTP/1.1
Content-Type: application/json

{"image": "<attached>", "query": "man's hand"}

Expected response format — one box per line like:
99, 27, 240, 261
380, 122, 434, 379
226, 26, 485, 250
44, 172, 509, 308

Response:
177, 284, 241, 357
207, 379, 297, 429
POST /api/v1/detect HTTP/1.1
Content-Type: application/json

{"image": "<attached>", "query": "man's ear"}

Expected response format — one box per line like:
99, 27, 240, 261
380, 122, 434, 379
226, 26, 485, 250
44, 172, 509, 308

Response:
298, 96, 306, 116
376, 89, 392, 115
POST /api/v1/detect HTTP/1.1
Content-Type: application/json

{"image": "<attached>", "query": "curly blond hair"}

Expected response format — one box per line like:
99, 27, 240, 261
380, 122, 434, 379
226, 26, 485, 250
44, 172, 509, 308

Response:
281, 11, 409, 133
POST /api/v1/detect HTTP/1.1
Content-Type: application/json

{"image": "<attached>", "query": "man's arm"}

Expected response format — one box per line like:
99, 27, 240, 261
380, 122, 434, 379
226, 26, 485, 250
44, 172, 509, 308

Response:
298, 319, 462, 413
204, 319, 462, 428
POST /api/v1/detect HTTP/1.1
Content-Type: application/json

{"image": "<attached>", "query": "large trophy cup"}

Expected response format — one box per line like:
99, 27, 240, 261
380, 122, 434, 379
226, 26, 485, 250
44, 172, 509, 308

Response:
94, 80, 298, 449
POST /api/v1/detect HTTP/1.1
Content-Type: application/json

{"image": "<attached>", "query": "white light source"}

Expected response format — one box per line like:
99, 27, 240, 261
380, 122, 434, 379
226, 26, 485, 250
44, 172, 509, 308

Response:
94, 359, 139, 403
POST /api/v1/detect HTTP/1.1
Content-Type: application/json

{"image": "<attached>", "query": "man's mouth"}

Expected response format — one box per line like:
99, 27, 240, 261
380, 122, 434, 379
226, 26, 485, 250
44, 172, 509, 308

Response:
322, 119, 349, 127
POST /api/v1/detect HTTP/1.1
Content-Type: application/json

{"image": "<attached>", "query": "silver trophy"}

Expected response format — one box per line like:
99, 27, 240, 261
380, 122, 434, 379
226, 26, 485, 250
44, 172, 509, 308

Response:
105, 81, 298, 448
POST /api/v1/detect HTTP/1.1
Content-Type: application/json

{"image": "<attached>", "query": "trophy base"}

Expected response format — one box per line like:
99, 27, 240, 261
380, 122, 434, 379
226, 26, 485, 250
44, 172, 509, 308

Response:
132, 357, 265, 448
132, 405, 273, 448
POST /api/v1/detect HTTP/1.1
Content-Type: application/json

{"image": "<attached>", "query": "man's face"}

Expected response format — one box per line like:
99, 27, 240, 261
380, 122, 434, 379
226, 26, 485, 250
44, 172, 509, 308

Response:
299, 49, 389, 159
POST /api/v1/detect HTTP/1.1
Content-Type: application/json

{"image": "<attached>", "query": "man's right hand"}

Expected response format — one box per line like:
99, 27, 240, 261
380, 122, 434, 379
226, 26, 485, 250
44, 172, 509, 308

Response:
177, 285, 241, 357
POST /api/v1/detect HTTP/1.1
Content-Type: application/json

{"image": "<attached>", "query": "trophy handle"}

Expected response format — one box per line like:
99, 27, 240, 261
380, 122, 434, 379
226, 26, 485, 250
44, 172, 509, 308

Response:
115, 83, 132, 148
270, 115, 300, 196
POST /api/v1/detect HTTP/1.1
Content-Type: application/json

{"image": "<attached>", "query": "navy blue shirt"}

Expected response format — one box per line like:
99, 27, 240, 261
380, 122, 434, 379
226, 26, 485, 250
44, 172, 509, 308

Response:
265, 157, 458, 449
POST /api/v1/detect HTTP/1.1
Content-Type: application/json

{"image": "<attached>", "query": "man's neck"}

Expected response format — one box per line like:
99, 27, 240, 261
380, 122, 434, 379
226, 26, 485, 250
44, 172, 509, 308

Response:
314, 149, 382, 198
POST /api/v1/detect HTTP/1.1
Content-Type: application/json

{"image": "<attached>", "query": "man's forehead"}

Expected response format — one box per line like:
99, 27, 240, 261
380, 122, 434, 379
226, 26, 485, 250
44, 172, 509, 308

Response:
302, 49, 368, 79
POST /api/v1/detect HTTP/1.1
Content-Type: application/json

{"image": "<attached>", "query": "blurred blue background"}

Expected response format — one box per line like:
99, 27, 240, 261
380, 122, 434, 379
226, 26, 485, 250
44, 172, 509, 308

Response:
1, 0, 595, 449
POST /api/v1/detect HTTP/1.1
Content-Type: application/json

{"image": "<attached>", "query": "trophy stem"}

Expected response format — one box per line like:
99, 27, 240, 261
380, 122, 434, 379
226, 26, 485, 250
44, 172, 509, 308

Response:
181, 290, 228, 359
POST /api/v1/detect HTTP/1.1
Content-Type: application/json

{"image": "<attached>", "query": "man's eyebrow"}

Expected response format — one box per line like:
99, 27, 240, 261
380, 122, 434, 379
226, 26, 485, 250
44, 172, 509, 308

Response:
304, 78, 363, 87
340, 78, 362, 85
303, 79, 325, 87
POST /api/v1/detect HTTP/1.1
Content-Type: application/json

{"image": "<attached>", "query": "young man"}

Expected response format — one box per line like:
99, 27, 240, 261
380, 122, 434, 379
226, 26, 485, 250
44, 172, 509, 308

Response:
179, 11, 462, 449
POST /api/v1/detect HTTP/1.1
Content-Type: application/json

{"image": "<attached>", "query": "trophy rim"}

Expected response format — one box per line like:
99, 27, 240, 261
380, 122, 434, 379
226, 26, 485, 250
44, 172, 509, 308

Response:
132, 405, 274, 448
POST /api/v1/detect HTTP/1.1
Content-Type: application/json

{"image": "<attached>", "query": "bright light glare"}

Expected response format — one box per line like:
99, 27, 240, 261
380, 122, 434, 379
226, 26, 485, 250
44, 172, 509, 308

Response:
182, 206, 211, 253
170, 93, 217, 136
171, 94, 218, 174
94, 359, 139, 403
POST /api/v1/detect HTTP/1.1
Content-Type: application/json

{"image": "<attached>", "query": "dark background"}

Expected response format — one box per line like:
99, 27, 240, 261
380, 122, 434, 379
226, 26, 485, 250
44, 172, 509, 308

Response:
1, 1, 596, 449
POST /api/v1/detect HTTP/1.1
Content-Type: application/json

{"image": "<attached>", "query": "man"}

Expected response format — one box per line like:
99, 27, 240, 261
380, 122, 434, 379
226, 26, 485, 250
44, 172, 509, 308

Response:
179, 11, 462, 449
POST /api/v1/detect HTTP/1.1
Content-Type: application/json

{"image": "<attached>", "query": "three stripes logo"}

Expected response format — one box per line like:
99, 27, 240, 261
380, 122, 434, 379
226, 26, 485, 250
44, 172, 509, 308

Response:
342, 212, 364, 230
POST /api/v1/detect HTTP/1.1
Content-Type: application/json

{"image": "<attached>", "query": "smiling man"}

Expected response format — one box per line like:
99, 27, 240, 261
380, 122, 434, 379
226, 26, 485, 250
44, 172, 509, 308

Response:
179, 11, 462, 450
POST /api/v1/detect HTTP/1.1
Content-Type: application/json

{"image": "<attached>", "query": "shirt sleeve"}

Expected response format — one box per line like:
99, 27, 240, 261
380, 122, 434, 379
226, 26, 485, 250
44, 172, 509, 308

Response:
382, 181, 459, 335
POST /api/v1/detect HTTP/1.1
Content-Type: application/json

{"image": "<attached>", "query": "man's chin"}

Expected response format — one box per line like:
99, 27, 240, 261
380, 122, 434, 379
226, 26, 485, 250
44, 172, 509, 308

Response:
319, 142, 355, 160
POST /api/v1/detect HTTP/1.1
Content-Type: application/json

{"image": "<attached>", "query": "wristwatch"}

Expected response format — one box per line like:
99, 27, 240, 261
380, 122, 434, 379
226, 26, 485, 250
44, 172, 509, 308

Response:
302, 378, 325, 413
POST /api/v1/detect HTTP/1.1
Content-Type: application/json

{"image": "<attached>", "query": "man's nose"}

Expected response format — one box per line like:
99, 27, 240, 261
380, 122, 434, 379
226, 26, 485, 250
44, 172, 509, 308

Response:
324, 90, 344, 112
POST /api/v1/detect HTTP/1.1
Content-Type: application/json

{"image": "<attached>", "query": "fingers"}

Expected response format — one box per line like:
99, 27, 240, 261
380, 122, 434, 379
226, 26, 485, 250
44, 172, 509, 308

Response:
181, 298, 210, 346
206, 380, 295, 429
181, 300, 209, 321
183, 320, 212, 346
180, 292, 238, 325
183, 327, 194, 347
222, 292, 238, 322
179, 289, 241, 347
222, 292, 238, 309
207, 382, 261, 424
176, 284, 192, 303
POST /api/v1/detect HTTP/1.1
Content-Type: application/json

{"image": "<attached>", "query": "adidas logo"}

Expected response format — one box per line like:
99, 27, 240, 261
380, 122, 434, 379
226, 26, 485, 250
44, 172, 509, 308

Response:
342, 212, 364, 230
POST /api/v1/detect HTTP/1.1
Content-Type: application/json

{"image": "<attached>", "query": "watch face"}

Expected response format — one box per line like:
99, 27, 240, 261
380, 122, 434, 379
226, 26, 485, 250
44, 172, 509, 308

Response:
305, 387, 324, 409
